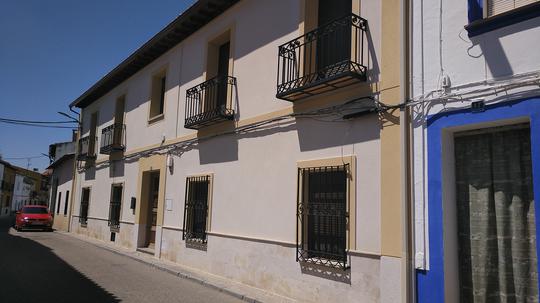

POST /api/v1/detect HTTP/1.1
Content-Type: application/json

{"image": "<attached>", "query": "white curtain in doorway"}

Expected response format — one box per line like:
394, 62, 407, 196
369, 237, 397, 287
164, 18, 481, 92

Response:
455, 124, 538, 303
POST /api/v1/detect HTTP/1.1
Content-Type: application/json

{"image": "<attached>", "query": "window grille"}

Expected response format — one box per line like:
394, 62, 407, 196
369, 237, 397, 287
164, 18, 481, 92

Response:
183, 176, 210, 243
297, 164, 349, 269
108, 184, 122, 229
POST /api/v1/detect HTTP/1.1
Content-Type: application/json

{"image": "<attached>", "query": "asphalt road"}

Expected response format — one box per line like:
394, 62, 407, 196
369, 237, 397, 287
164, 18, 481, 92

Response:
0, 216, 242, 303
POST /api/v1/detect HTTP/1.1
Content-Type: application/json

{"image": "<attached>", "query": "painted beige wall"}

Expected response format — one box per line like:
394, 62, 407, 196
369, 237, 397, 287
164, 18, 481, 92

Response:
52, 159, 74, 231
71, 0, 406, 301
379, 0, 403, 258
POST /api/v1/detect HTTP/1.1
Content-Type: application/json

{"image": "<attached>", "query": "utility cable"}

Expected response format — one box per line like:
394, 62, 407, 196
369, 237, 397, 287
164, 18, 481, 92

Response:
0, 120, 77, 129
0, 118, 76, 124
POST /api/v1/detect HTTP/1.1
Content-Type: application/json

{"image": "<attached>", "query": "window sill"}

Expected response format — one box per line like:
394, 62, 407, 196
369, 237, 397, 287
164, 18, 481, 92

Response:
147, 113, 164, 125
465, 2, 540, 37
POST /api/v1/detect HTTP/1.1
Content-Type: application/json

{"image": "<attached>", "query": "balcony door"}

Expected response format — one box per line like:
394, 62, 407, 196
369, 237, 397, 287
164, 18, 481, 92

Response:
216, 41, 230, 110
317, 0, 352, 75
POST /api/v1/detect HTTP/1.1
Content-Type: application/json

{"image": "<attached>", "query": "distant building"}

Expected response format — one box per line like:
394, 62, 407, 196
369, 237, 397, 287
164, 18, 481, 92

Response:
0, 159, 48, 216
47, 141, 76, 231
0, 160, 15, 216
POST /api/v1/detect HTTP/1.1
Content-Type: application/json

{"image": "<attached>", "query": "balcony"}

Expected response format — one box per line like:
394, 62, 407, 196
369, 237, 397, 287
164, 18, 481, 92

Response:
276, 14, 368, 101
77, 136, 96, 161
184, 75, 235, 130
100, 123, 125, 154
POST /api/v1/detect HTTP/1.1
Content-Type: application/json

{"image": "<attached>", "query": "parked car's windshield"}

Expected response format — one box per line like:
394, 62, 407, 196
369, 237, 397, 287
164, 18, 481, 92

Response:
22, 207, 48, 214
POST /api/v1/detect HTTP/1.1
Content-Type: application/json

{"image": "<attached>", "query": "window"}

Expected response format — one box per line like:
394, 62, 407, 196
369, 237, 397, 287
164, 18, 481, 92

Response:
79, 187, 90, 225
56, 192, 62, 214
149, 70, 166, 119
485, 0, 539, 17
297, 164, 350, 269
276, 0, 368, 101
113, 95, 125, 148
100, 96, 126, 154
22, 207, 48, 214
184, 31, 235, 129
466, 0, 540, 36
88, 112, 98, 157
63, 190, 69, 215
183, 175, 212, 243
108, 184, 123, 229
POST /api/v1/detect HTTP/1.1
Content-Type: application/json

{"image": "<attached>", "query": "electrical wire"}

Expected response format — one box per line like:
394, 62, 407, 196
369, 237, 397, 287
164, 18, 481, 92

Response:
0, 120, 77, 129
0, 118, 76, 124
3, 155, 48, 160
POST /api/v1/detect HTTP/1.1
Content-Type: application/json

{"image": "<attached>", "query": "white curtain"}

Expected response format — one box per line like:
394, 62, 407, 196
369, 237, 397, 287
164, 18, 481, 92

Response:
455, 125, 538, 303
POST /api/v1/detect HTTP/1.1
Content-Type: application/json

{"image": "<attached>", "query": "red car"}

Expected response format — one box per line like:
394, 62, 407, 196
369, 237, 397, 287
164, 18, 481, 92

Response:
14, 205, 53, 231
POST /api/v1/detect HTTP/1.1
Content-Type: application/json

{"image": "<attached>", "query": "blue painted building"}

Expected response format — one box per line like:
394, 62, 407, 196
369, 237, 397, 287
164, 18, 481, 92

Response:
410, 0, 540, 301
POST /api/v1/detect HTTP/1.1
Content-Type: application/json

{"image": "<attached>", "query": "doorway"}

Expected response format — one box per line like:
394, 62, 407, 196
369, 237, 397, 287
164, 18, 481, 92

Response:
145, 171, 159, 249
316, 0, 352, 74
453, 124, 538, 302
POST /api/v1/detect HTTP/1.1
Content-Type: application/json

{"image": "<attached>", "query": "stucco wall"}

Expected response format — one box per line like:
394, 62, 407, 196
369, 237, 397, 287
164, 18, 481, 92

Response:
51, 158, 74, 231
410, 0, 540, 271
69, 0, 407, 301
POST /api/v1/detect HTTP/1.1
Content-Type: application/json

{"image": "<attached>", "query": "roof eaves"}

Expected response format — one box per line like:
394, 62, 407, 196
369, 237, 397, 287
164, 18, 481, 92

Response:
71, 0, 240, 109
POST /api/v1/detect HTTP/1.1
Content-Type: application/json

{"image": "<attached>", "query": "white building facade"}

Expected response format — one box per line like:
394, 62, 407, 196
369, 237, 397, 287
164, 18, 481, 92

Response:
411, 0, 540, 302
69, 0, 410, 302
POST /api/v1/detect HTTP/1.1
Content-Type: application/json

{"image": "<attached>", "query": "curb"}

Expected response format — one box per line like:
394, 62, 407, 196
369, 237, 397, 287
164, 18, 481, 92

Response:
57, 231, 263, 303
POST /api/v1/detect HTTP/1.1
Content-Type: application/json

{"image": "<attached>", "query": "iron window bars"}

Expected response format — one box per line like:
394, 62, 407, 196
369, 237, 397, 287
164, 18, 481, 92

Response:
77, 135, 97, 161
297, 164, 350, 270
183, 176, 210, 243
79, 188, 90, 225
184, 75, 235, 129
100, 123, 126, 154
277, 13, 368, 101
108, 185, 122, 229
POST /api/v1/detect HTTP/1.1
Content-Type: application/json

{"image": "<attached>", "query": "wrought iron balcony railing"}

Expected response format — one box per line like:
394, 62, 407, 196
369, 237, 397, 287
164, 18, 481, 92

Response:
184, 75, 235, 130
277, 14, 368, 101
108, 201, 121, 229
77, 135, 97, 161
100, 123, 125, 154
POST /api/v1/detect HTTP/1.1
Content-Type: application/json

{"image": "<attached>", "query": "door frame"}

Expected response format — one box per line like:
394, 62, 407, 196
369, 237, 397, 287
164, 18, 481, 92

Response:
416, 97, 540, 303
135, 154, 167, 254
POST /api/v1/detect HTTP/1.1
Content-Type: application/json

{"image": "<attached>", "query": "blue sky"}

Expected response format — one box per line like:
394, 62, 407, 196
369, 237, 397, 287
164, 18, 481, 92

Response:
0, 0, 195, 171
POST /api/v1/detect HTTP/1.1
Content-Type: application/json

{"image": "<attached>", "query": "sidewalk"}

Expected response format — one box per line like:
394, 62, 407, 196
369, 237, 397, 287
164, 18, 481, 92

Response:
58, 231, 297, 303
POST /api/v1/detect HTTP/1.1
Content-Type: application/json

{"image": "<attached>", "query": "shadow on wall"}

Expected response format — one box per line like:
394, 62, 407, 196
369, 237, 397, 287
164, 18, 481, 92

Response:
197, 130, 239, 164
180, 109, 380, 164
365, 22, 380, 84
296, 113, 380, 152
300, 263, 351, 285
84, 165, 96, 181
469, 17, 540, 79
0, 217, 120, 303
109, 160, 125, 178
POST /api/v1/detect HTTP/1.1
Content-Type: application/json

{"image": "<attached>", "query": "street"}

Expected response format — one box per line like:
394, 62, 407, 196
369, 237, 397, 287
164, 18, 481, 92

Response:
0, 216, 243, 303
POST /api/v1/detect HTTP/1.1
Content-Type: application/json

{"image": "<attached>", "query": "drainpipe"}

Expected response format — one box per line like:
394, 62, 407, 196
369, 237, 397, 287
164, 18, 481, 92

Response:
400, 0, 414, 301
